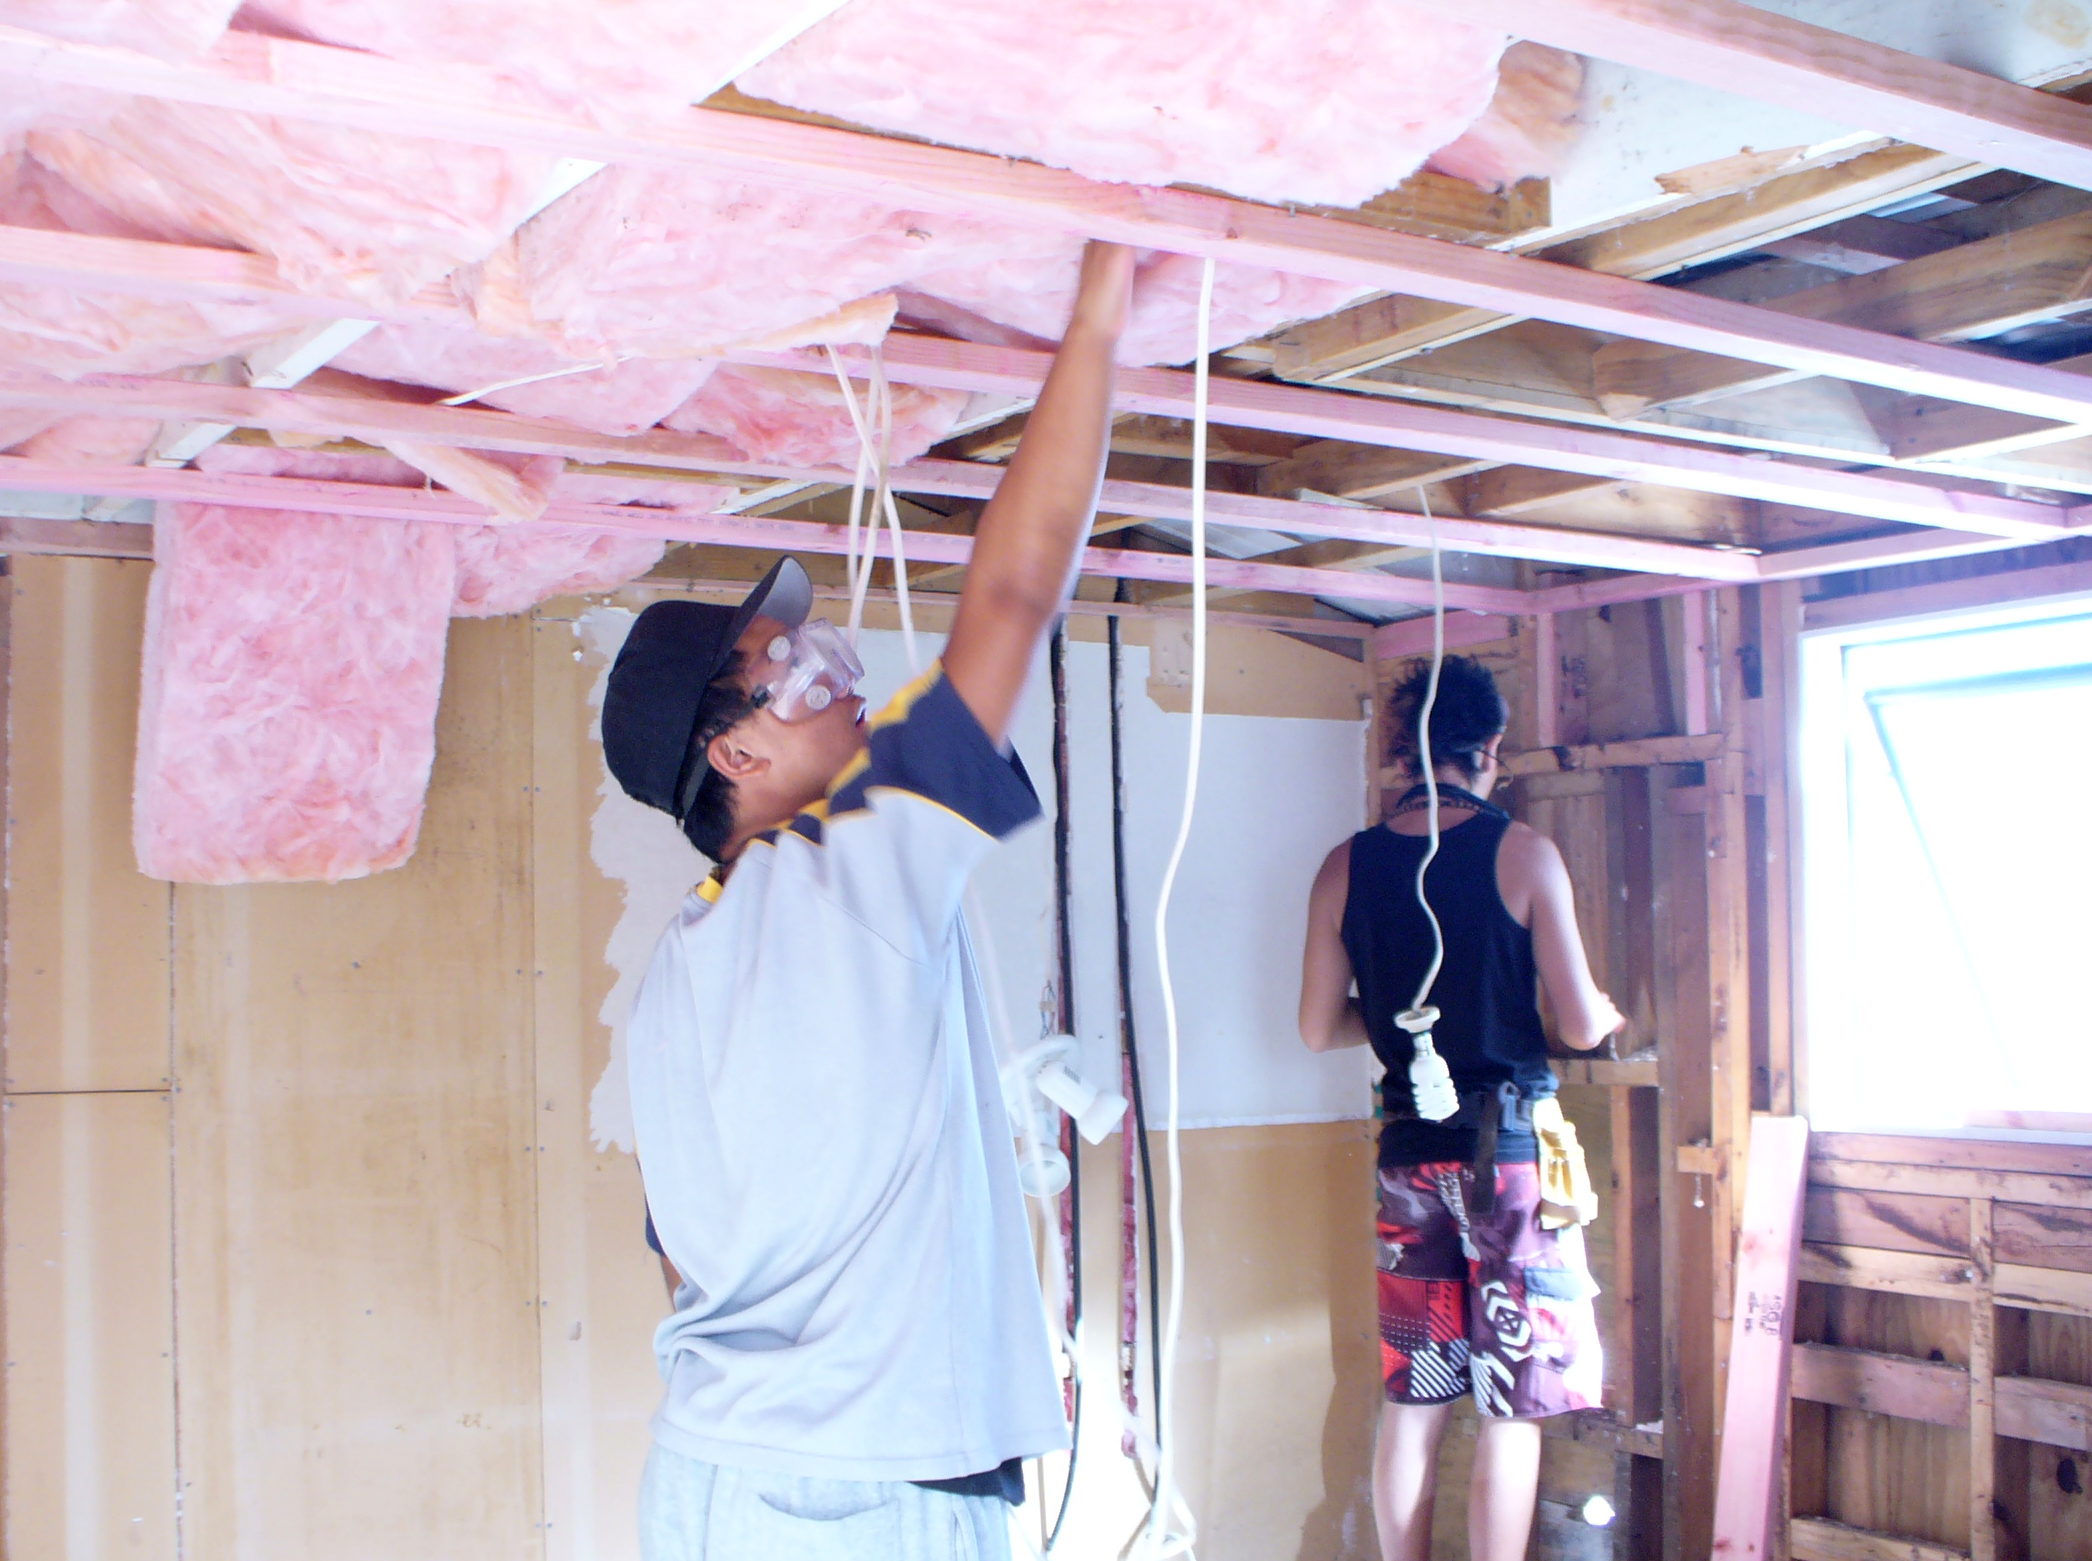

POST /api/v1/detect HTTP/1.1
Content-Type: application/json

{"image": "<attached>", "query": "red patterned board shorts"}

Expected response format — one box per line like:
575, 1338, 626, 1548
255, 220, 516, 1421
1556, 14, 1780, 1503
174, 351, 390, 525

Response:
1376, 1160, 1604, 1419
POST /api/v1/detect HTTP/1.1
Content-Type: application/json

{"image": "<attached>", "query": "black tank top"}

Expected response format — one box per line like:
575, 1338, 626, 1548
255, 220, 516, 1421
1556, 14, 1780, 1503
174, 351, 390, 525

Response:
1341, 803, 1555, 1167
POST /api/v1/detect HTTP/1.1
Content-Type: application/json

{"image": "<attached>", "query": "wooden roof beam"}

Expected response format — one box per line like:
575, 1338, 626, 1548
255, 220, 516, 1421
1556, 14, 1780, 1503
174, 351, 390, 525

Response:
0, 366, 1746, 577
1594, 210, 2092, 418
858, 335, 2068, 541
9, 29, 2092, 426
1454, 0, 2092, 191
0, 454, 1535, 610
1275, 143, 1978, 383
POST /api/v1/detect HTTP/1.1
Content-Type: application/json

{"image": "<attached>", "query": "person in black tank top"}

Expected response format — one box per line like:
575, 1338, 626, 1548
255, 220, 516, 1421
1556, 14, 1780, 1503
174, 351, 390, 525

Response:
1297, 656, 1623, 1561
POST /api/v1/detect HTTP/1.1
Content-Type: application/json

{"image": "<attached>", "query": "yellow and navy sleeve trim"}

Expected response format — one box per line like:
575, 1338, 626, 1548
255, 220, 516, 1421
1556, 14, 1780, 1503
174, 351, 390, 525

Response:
828, 662, 1040, 841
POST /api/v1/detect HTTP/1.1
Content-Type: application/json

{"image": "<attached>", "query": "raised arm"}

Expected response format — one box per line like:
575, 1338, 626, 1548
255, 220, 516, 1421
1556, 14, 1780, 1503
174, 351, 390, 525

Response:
1299, 840, 1371, 1053
1512, 829, 1626, 1052
944, 241, 1135, 744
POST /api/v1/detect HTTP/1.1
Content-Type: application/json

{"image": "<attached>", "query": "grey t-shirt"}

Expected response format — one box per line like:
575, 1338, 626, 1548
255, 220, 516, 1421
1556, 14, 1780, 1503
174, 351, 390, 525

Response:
627, 667, 1068, 1482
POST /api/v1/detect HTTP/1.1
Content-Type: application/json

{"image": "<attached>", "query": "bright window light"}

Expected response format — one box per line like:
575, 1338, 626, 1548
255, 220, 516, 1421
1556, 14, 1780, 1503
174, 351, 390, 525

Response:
1799, 599, 2092, 1134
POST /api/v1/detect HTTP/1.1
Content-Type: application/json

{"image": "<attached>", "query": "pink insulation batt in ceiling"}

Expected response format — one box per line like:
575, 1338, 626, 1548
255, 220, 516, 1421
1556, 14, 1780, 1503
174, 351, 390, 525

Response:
475, 165, 1366, 373
28, 96, 558, 308
239, 0, 849, 130
1426, 43, 1585, 191
739, 0, 1510, 207
332, 323, 720, 438
0, 0, 242, 61
134, 502, 458, 885
0, 145, 315, 376
664, 365, 968, 468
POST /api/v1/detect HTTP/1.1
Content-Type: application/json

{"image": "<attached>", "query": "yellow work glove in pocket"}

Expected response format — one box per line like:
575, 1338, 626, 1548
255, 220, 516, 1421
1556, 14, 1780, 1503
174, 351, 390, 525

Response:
1531, 1097, 1598, 1230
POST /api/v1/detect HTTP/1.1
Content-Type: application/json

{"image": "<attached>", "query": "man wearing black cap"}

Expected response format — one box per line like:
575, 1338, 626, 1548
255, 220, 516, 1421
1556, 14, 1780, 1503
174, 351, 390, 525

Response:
602, 242, 1134, 1561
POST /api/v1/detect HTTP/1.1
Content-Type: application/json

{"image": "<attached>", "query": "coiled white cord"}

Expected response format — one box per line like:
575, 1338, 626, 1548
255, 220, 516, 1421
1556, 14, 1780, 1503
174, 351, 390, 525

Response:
1132, 256, 1214, 1561
1397, 492, 1459, 1122
826, 344, 920, 666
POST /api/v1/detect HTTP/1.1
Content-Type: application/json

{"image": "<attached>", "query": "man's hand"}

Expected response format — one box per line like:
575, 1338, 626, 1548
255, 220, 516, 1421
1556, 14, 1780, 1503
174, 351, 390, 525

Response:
944, 242, 1136, 745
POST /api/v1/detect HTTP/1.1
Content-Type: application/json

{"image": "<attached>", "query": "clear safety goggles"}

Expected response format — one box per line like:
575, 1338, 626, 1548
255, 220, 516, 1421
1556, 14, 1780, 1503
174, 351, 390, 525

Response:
749, 618, 864, 722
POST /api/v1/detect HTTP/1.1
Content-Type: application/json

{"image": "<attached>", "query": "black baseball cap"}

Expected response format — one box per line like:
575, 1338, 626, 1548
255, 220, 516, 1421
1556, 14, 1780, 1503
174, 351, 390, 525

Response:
601, 557, 813, 844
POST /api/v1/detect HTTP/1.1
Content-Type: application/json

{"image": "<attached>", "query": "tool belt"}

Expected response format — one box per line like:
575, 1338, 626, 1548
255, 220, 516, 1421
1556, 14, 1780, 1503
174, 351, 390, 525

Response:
1396, 1081, 1598, 1227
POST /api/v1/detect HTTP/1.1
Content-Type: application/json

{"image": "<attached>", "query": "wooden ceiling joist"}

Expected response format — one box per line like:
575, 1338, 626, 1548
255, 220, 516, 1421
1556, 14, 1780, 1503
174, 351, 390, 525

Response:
0, 454, 1532, 612
1275, 142, 1980, 384
1592, 209, 2092, 418
860, 336, 2070, 540
10, 27, 2092, 427
1453, 0, 2092, 192
0, 369, 1767, 578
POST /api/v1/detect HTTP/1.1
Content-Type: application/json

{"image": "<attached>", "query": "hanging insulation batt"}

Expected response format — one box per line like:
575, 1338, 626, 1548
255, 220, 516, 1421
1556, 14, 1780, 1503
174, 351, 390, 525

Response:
739, 0, 1509, 206
133, 502, 458, 885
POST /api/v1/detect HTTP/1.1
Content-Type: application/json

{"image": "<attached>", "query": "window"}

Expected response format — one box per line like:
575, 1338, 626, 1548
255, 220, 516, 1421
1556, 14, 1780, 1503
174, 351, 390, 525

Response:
1798, 596, 2092, 1134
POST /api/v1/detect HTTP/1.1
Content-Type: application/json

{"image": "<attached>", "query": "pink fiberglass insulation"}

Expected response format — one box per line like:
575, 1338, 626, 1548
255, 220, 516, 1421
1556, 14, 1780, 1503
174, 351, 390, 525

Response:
193, 442, 730, 511
28, 97, 557, 307
133, 501, 456, 884
194, 440, 737, 513
192, 441, 425, 486
7, 415, 160, 463
331, 322, 718, 437
375, 441, 564, 525
908, 246, 1369, 368
663, 365, 968, 469
451, 525, 667, 617
1426, 43, 1585, 192
482, 165, 1365, 371
472, 166, 1075, 362
0, 143, 313, 375
237, 0, 845, 131
0, 0, 239, 60
0, 406, 58, 450
739, 0, 1507, 208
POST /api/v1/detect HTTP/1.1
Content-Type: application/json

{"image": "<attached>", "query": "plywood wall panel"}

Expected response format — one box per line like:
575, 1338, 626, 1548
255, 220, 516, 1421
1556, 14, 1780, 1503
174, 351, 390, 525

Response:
528, 609, 678, 1561
1821, 1410, 1969, 1551
5, 557, 169, 1092
2, 1090, 177, 1561
170, 617, 544, 1561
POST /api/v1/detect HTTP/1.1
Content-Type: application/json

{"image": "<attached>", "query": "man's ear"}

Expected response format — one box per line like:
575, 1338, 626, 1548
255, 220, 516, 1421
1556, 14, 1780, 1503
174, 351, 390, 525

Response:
709, 727, 770, 782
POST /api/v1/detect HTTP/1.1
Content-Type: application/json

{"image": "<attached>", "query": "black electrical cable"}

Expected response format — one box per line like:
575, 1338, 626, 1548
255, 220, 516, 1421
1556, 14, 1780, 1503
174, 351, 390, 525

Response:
1045, 622, 1082, 1550
1108, 604, 1166, 1433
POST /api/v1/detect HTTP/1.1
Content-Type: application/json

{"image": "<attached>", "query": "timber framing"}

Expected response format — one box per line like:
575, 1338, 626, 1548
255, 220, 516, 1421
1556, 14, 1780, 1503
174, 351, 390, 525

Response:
8, 13, 2092, 621
9, 24, 2092, 424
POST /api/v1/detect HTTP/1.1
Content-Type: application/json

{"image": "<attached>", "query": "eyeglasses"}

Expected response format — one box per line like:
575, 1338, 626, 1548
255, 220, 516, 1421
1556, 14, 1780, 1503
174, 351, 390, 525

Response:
748, 618, 864, 723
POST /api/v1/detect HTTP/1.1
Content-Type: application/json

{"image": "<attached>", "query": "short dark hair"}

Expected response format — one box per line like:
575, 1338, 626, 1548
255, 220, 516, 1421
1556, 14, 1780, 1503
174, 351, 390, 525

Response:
1386, 654, 1508, 783
679, 653, 756, 861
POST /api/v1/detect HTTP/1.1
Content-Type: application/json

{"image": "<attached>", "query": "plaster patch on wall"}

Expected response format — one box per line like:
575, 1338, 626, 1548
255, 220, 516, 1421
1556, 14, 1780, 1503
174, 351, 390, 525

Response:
577, 604, 708, 1152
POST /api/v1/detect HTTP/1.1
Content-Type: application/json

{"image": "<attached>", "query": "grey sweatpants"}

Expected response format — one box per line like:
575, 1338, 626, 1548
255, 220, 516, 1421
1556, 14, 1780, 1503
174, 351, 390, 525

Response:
639, 1444, 1015, 1561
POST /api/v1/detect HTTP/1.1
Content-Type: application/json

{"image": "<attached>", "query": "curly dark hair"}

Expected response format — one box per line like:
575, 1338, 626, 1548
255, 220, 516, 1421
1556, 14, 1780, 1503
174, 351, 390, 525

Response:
678, 652, 756, 862
1385, 654, 1508, 782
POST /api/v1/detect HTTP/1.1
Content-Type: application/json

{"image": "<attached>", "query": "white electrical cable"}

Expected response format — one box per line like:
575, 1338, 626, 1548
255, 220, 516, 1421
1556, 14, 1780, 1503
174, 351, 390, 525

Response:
1410, 490, 1448, 1013
825, 346, 881, 645
825, 345, 920, 662
1396, 491, 1460, 1123
437, 355, 623, 407
1134, 256, 1215, 1561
